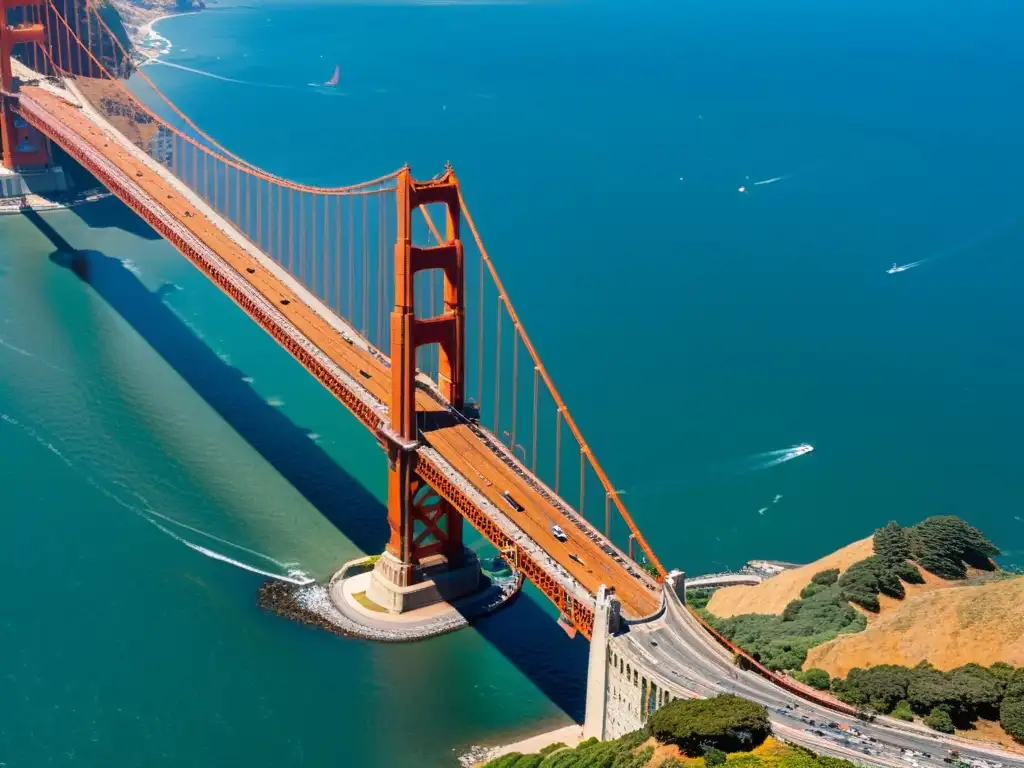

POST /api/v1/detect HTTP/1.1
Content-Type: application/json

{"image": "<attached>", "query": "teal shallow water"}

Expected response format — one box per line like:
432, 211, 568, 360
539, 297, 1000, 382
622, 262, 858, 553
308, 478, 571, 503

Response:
3, 0, 1024, 765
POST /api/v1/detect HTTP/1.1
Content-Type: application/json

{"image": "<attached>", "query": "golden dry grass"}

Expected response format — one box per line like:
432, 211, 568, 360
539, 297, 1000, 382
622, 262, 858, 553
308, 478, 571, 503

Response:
805, 576, 1024, 677
955, 719, 1024, 755
706, 538, 874, 618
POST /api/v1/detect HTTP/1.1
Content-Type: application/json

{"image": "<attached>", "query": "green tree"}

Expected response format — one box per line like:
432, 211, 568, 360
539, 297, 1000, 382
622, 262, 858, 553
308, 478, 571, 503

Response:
1001, 668, 1024, 744
831, 665, 910, 712
703, 747, 727, 767
837, 557, 885, 611
948, 664, 1002, 719
925, 706, 955, 734
907, 662, 957, 714
891, 700, 914, 721
802, 668, 831, 691
812, 569, 840, 586
647, 694, 771, 756
1001, 698, 1024, 744
907, 516, 1000, 580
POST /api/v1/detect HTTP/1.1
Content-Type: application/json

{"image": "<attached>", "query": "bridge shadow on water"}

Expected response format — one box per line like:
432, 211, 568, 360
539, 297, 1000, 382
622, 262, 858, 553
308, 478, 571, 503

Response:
27, 207, 590, 720
27, 206, 388, 555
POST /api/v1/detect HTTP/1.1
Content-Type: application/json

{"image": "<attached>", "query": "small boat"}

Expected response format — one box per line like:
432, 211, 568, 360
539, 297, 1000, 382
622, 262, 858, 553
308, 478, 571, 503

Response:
791, 443, 814, 456
324, 64, 340, 87
887, 262, 906, 274
738, 185, 747, 193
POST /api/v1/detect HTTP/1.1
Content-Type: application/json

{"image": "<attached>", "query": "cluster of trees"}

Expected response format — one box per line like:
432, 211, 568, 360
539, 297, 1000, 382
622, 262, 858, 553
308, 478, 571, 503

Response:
484, 707, 860, 768
838, 518, 999, 612
705, 516, 1004, 669
712, 571, 865, 671
648, 695, 772, 755
827, 661, 1024, 742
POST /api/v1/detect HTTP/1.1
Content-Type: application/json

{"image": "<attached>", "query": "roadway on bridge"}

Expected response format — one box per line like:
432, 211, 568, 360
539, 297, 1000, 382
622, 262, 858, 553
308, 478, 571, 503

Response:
623, 593, 1024, 768
18, 82, 660, 621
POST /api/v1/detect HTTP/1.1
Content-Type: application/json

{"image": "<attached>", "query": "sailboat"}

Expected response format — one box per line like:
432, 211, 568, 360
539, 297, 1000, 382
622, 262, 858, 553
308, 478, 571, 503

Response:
310, 64, 340, 88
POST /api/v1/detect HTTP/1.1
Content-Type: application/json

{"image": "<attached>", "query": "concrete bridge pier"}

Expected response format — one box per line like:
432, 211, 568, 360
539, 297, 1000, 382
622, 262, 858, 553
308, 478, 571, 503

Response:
583, 585, 621, 741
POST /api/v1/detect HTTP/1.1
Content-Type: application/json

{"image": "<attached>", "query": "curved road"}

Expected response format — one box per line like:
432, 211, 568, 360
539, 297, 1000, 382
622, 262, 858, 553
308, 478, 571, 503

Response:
621, 591, 1024, 768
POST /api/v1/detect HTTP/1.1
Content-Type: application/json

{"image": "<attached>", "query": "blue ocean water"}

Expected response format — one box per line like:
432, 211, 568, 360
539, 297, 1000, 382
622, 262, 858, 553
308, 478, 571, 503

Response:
1, 0, 1023, 765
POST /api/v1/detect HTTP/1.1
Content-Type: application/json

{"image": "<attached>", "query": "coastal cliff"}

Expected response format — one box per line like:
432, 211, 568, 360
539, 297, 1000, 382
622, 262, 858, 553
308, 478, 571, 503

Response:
107, 0, 205, 47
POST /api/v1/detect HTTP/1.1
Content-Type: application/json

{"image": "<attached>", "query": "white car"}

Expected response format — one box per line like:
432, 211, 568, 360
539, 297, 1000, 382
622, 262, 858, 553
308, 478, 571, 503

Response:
551, 524, 567, 542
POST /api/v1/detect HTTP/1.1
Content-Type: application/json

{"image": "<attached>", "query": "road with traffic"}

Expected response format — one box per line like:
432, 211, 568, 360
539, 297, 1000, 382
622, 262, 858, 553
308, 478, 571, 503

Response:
622, 590, 1024, 768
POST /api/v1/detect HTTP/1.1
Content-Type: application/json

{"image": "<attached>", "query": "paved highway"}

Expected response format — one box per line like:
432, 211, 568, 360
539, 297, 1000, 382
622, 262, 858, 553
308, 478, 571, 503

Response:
622, 591, 1024, 768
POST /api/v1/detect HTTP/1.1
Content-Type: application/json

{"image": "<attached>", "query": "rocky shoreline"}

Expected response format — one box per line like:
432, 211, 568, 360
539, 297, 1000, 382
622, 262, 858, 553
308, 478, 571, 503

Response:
107, 0, 206, 52
257, 570, 523, 643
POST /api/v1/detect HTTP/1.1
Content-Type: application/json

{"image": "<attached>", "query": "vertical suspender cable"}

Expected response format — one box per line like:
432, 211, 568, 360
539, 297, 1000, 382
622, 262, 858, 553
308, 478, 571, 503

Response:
276, 184, 283, 266
299, 192, 306, 284
310, 194, 317, 291
323, 191, 330, 299
213, 155, 219, 212
555, 409, 562, 494
477, 249, 484, 407
510, 331, 518, 449
348, 197, 354, 321
287, 188, 294, 272
493, 297, 502, 433
242, 170, 248, 234
531, 367, 539, 474
256, 177, 262, 249
376, 191, 384, 347
334, 196, 342, 312
579, 449, 586, 517
361, 195, 368, 336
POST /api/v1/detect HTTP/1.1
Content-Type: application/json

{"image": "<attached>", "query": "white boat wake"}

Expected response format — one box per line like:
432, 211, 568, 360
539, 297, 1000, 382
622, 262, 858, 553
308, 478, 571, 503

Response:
149, 59, 299, 92
754, 175, 787, 186
749, 443, 814, 471
887, 259, 927, 274
0, 411, 312, 586
886, 209, 1023, 275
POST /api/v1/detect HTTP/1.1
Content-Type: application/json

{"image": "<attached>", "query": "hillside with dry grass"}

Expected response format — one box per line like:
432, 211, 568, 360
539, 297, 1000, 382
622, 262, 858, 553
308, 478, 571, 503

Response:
805, 574, 1024, 677
706, 538, 874, 618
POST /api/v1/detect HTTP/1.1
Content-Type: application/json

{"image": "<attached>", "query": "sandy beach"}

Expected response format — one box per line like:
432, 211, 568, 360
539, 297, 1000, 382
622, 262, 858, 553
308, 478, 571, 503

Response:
461, 723, 585, 767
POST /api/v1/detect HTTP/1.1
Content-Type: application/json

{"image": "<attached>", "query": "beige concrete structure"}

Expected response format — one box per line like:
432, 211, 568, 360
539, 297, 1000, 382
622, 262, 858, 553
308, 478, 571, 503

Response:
366, 548, 481, 614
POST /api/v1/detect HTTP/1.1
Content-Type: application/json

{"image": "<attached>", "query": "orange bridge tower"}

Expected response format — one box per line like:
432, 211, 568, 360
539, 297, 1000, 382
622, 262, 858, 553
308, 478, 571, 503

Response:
0, 0, 50, 169
366, 167, 481, 612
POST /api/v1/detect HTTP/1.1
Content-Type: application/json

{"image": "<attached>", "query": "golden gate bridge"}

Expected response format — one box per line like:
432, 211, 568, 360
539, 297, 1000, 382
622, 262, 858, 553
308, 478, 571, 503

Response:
1, 0, 668, 639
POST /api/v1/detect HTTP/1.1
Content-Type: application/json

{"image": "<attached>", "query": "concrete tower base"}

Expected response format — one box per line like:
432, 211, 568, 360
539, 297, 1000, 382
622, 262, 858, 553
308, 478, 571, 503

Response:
366, 548, 481, 614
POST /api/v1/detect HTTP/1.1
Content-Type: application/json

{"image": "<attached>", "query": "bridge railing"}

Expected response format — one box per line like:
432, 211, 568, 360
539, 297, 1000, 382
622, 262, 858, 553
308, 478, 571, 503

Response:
23, 0, 666, 580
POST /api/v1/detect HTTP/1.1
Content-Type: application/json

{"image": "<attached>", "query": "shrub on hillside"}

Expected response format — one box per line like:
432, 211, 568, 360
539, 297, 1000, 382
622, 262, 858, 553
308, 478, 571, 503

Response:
837, 558, 885, 611
1001, 668, 1024, 744
688, 589, 713, 611
801, 668, 831, 691
704, 747, 727, 767
647, 694, 771, 755
812, 569, 840, 586
907, 516, 1000, 580
714, 582, 864, 671
925, 706, 955, 734
891, 700, 914, 721
1001, 698, 1024, 744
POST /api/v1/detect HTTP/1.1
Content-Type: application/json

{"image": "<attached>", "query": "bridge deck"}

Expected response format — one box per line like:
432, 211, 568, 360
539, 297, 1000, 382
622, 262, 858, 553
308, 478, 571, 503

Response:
21, 84, 660, 620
